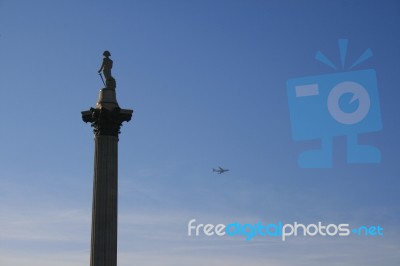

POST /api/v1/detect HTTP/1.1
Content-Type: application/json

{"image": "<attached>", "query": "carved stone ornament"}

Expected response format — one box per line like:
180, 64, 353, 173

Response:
82, 107, 132, 137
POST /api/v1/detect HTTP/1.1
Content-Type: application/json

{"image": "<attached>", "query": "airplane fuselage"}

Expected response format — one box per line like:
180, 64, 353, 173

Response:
213, 167, 229, 174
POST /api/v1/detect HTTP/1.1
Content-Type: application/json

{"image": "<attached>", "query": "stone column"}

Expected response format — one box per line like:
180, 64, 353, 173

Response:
82, 89, 133, 266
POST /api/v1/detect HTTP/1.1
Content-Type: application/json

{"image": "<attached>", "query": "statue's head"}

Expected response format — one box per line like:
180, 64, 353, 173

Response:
103, 50, 111, 57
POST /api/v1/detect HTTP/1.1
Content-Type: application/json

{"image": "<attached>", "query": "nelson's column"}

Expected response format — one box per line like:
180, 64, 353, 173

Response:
81, 51, 133, 266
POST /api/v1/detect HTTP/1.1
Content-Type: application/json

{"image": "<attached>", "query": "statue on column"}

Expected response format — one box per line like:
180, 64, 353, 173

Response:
98, 50, 116, 90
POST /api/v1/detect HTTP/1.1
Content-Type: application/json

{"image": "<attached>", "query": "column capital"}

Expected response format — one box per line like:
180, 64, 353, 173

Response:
82, 107, 133, 137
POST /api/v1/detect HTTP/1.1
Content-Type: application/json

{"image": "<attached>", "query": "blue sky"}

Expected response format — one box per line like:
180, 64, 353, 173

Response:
0, 0, 399, 265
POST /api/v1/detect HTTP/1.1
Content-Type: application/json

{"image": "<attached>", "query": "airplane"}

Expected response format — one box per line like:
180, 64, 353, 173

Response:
213, 166, 229, 174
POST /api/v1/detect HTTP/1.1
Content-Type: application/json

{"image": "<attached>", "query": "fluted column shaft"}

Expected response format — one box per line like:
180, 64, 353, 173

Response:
90, 135, 118, 266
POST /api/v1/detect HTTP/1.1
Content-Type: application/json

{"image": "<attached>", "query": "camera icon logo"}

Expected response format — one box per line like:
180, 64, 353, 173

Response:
286, 39, 382, 168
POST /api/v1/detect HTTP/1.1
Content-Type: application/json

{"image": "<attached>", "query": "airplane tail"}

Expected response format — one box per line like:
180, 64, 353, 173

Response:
212, 168, 216, 172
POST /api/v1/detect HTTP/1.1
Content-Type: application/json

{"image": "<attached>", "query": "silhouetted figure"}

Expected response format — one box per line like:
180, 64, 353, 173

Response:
98, 50, 113, 79
98, 50, 116, 89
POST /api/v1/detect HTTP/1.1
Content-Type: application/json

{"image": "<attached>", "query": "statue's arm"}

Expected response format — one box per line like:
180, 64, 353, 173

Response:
98, 59, 105, 73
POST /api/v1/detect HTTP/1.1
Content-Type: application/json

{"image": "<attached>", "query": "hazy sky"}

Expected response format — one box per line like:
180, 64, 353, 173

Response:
1, 1, 399, 265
